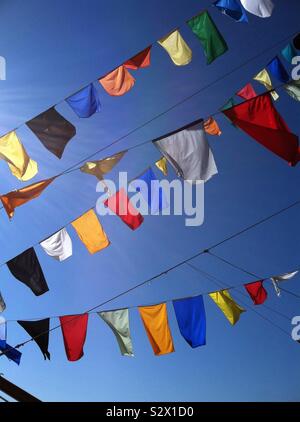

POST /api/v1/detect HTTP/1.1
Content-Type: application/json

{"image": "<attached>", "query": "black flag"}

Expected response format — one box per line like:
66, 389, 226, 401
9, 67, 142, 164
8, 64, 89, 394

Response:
18, 319, 50, 360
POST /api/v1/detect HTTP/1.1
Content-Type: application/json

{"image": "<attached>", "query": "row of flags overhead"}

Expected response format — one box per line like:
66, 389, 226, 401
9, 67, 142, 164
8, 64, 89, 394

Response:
1, 268, 298, 365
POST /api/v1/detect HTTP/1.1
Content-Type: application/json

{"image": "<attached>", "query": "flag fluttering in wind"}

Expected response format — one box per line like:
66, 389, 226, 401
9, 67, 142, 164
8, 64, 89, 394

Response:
0, 342, 22, 365
187, 11, 228, 64
0, 291, 6, 312
99, 65, 135, 96
236, 83, 257, 100
158, 30, 192, 66
124, 46, 151, 69
213, 0, 248, 23
155, 157, 168, 176
209, 290, 245, 325
240, 0, 274, 18
204, 117, 222, 136
244, 281, 267, 305
284, 80, 300, 102
66, 83, 101, 118
253, 69, 279, 100
0, 131, 38, 181
270, 271, 299, 297
18, 319, 50, 360
0, 316, 6, 348
281, 43, 297, 64
266, 56, 290, 84
60, 314, 88, 361
80, 151, 127, 180
40, 228, 73, 262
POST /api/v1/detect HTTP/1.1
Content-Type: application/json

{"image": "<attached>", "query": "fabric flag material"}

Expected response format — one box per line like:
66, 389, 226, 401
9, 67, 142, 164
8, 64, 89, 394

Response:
66, 83, 101, 118
204, 117, 222, 136
139, 303, 174, 355
220, 97, 237, 126
158, 30, 192, 66
80, 151, 127, 180
26, 108, 76, 158
131, 167, 168, 214
213, 0, 248, 23
187, 11, 228, 64
7, 247, 49, 296
0, 131, 38, 181
267, 56, 290, 84
222, 93, 300, 165
293, 33, 300, 50
153, 119, 218, 183
271, 271, 299, 297
253, 69, 279, 100
1, 177, 54, 219
0, 316, 6, 349
155, 157, 168, 176
98, 309, 133, 357
284, 80, 300, 102
124, 46, 151, 69
104, 188, 144, 230
71, 209, 110, 254
282, 43, 297, 64
244, 281, 267, 305
0, 291, 6, 313
40, 228, 72, 262
240, 0, 274, 18
60, 314, 88, 361
173, 295, 206, 348
18, 319, 50, 360
236, 83, 257, 100
99, 65, 135, 96
209, 290, 245, 325
0, 342, 22, 365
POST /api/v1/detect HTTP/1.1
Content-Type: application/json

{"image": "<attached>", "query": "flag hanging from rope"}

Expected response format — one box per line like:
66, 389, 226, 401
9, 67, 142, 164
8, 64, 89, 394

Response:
40, 228, 72, 262
66, 83, 101, 118
204, 117, 222, 136
18, 319, 50, 360
244, 281, 267, 305
281, 43, 297, 63
253, 69, 279, 100
240, 0, 274, 18
266, 56, 290, 84
0, 291, 6, 313
60, 314, 88, 361
124, 46, 151, 69
155, 157, 168, 176
209, 290, 245, 325
80, 151, 127, 180
236, 83, 257, 100
284, 80, 300, 102
99, 65, 135, 96
158, 30, 192, 66
0, 316, 6, 349
271, 271, 299, 297
213, 0, 248, 23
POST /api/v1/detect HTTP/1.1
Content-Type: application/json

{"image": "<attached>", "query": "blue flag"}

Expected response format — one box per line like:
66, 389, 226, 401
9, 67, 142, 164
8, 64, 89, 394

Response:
0, 343, 22, 365
281, 43, 297, 64
267, 56, 290, 83
173, 295, 206, 348
213, 0, 248, 22
66, 83, 101, 118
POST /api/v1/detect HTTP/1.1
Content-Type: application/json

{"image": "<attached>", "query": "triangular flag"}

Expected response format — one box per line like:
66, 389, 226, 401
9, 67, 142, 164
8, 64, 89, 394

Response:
40, 228, 72, 262
59, 314, 88, 361
124, 46, 151, 69
104, 188, 144, 230
209, 290, 245, 325
99, 65, 135, 96
0, 131, 38, 181
173, 295, 206, 348
271, 271, 299, 297
155, 157, 168, 176
71, 209, 110, 254
240, 0, 274, 18
66, 83, 101, 118
253, 69, 279, 100
26, 108, 76, 158
0, 316, 6, 349
153, 119, 218, 183
266, 56, 290, 84
0, 291, 6, 313
204, 117, 222, 136
213, 0, 248, 23
244, 280, 267, 305
18, 319, 50, 360
98, 309, 134, 357
7, 247, 49, 296
222, 93, 300, 165
0, 342, 22, 365
80, 151, 127, 180
282, 43, 297, 64
220, 97, 237, 126
284, 80, 300, 102
158, 30, 192, 66
187, 11, 228, 64
1, 177, 54, 219
236, 83, 257, 100
139, 303, 174, 355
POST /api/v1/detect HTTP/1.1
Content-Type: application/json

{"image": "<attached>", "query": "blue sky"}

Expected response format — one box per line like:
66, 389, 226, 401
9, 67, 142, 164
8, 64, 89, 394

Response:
0, 0, 300, 402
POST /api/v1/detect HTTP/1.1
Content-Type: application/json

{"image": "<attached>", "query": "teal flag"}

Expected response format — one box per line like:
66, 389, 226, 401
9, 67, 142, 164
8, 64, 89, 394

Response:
281, 43, 297, 64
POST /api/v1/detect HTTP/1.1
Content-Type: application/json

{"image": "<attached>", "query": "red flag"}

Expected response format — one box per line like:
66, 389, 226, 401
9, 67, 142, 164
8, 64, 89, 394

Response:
244, 281, 267, 305
104, 188, 144, 230
236, 83, 257, 100
124, 46, 151, 69
223, 93, 300, 166
60, 314, 88, 361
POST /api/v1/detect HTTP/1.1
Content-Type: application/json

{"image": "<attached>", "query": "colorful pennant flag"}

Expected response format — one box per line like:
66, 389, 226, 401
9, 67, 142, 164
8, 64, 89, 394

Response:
0, 131, 38, 181
1, 177, 54, 219
0, 291, 6, 313
244, 281, 267, 305
173, 295, 206, 348
60, 314, 88, 361
124, 46, 151, 69
18, 319, 50, 360
155, 157, 168, 176
266, 56, 290, 84
99, 65, 135, 96
104, 188, 144, 230
0, 342, 22, 365
253, 69, 279, 100
270, 271, 299, 297
0, 316, 6, 349
213, 0, 248, 23
204, 117, 222, 136
66, 83, 101, 118
80, 151, 127, 180
26, 108, 76, 158
187, 11, 228, 64
139, 303, 174, 356
98, 309, 134, 357
71, 209, 110, 254
284, 80, 300, 102
281, 43, 297, 64
236, 83, 257, 100
209, 290, 245, 325
240, 0, 274, 18
7, 247, 49, 296
153, 119, 218, 183
40, 228, 72, 262
158, 29, 192, 66
222, 93, 300, 165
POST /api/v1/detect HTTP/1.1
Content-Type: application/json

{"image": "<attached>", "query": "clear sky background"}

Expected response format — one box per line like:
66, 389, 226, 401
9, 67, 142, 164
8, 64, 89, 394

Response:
0, 0, 299, 402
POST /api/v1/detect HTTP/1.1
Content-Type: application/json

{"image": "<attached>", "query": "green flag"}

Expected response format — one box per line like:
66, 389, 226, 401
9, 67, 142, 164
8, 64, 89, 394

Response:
187, 11, 228, 64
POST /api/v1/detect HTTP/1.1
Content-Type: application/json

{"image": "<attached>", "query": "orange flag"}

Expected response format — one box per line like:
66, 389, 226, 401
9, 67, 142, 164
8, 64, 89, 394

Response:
1, 177, 54, 219
204, 117, 222, 136
71, 209, 110, 254
99, 65, 135, 96
139, 303, 174, 356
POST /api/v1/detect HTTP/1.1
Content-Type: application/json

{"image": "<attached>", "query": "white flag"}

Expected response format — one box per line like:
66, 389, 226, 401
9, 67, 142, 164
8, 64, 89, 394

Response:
40, 228, 72, 262
240, 0, 274, 18
271, 271, 299, 297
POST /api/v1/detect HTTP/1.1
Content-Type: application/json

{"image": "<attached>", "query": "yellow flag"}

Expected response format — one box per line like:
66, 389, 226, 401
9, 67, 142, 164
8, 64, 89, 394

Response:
0, 131, 38, 181
155, 157, 168, 176
80, 151, 126, 180
158, 30, 192, 66
253, 69, 279, 101
71, 209, 110, 254
209, 290, 245, 325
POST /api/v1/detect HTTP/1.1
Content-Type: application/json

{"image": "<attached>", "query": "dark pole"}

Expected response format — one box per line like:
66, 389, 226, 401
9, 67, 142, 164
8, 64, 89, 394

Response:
0, 376, 41, 402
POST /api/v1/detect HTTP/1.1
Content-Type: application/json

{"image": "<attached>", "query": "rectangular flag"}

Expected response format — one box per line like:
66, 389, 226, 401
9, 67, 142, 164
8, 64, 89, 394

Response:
209, 290, 245, 325
99, 65, 135, 96
60, 314, 88, 361
66, 83, 101, 118
244, 281, 267, 305
158, 30, 192, 66
40, 228, 72, 262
